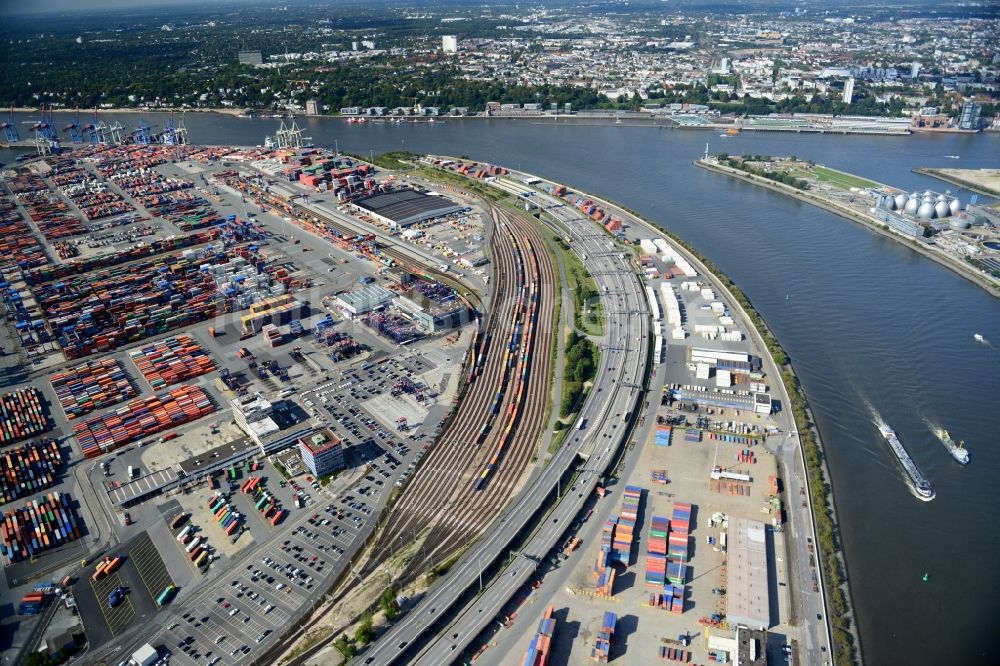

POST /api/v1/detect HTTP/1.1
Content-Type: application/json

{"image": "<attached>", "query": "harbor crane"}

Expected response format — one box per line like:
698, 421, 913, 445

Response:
63, 108, 83, 143
160, 112, 188, 146
31, 106, 61, 154
132, 118, 154, 145
2, 106, 20, 142
264, 120, 310, 149
105, 119, 126, 145
82, 109, 102, 145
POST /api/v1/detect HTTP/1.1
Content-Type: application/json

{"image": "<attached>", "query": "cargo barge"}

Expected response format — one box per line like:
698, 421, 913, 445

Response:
879, 424, 935, 501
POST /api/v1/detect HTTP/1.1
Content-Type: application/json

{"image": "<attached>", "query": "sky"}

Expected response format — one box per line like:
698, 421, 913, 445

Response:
0, 0, 230, 15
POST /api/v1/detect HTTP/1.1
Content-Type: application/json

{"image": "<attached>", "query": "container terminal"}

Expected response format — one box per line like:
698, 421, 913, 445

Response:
0, 129, 829, 666
0, 132, 504, 665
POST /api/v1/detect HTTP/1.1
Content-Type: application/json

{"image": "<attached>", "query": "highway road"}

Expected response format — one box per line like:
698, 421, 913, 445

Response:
352, 175, 652, 665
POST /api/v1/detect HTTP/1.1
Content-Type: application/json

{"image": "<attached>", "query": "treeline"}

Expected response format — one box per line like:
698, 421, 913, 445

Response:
560, 331, 599, 418
717, 154, 809, 191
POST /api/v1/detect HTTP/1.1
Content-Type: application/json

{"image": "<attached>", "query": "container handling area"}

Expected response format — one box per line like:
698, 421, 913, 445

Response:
0, 140, 491, 665
450, 168, 806, 666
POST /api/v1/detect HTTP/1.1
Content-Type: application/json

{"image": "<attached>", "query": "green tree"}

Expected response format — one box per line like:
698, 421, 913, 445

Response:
380, 587, 400, 620
355, 613, 373, 645
333, 636, 356, 659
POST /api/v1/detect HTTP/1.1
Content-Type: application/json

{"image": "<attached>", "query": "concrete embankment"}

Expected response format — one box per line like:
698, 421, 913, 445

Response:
695, 159, 1000, 299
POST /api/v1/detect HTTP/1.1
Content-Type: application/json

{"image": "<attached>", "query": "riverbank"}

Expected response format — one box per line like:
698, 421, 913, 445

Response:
12, 106, 246, 117
914, 167, 1000, 198
696, 158, 1000, 298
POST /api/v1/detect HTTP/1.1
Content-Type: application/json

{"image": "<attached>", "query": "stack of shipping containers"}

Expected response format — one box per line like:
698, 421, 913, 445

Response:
1, 491, 80, 562
644, 515, 669, 592
590, 611, 616, 663
610, 486, 642, 566
593, 517, 616, 596
128, 334, 217, 389
73, 385, 214, 458
666, 502, 693, 615
50, 358, 136, 420
0, 439, 63, 505
521, 605, 556, 666
0, 388, 50, 445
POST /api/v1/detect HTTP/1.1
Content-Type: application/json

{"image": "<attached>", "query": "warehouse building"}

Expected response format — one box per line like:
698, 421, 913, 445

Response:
241, 295, 310, 334
727, 518, 771, 630
351, 188, 465, 229
335, 283, 395, 316
393, 291, 469, 333
298, 428, 345, 476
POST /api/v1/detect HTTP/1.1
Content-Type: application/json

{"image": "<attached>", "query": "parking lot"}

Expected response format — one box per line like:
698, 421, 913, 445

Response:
148, 491, 380, 665
128, 531, 175, 605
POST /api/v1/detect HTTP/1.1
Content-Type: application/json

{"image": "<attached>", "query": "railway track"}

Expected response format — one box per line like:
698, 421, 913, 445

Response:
363, 205, 554, 575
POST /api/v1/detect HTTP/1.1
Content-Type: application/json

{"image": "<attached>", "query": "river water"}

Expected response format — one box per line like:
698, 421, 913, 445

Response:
9, 112, 1000, 665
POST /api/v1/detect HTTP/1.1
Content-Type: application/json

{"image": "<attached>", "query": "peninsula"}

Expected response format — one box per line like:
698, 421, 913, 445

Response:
697, 154, 1000, 295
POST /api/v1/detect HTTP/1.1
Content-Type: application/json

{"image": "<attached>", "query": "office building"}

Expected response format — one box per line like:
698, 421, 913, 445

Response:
842, 77, 855, 104
442, 35, 458, 53
958, 101, 981, 131
298, 429, 345, 477
238, 50, 263, 66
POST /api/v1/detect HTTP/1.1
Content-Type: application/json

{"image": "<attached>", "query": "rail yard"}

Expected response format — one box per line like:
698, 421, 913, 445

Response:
362, 204, 555, 579
0, 136, 826, 666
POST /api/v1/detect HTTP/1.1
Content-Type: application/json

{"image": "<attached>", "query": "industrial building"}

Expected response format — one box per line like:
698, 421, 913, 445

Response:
232, 392, 280, 443
335, 283, 395, 316
735, 627, 768, 666
727, 518, 771, 631
393, 290, 469, 333
873, 207, 923, 237
351, 188, 465, 229
298, 428, 345, 477
875, 188, 968, 236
